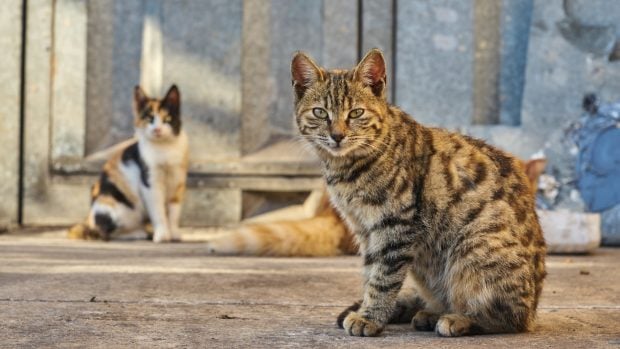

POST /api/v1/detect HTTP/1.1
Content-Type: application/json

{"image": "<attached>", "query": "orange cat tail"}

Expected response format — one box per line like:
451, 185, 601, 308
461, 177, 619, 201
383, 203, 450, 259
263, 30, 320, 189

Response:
206, 213, 356, 257
67, 222, 101, 240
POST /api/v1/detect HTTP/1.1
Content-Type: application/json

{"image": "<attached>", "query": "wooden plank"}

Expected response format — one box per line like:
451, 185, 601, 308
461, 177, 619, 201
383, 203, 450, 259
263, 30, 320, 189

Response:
22, 0, 54, 225
51, 0, 87, 160
0, 0, 22, 226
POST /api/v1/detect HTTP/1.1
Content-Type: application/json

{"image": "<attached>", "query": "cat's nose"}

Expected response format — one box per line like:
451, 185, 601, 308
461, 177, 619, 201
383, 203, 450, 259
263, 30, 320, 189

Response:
330, 133, 345, 144
153, 127, 162, 135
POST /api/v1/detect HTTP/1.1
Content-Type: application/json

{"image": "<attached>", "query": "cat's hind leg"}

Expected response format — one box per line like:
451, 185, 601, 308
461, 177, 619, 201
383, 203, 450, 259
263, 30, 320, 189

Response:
434, 313, 489, 337
412, 310, 442, 331
389, 294, 425, 324
88, 196, 144, 241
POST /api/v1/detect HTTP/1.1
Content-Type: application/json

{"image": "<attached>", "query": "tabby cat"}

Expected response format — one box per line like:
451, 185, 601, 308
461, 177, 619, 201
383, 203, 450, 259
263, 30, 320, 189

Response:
68, 85, 188, 243
289, 49, 547, 337
205, 158, 544, 257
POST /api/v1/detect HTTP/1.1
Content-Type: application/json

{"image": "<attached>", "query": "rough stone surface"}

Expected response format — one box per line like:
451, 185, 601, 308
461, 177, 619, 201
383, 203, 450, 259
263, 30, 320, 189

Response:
162, 0, 243, 162
362, 0, 394, 102
323, 0, 358, 69
22, 0, 53, 225
241, 0, 272, 155
51, 0, 87, 160
0, 0, 21, 226
498, 0, 533, 126
564, 0, 620, 36
85, 0, 143, 155
602, 204, 620, 246
520, 0, 620, 157
269, 0, 323, 136
396, 0, 474, 128
0, 232, 619, 348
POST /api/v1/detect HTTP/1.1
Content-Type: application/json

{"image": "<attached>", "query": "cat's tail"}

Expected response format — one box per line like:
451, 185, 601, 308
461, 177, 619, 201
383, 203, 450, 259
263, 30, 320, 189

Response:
67, 222, 102, 240
67, 211, 118, 241
205, 213, 356, 257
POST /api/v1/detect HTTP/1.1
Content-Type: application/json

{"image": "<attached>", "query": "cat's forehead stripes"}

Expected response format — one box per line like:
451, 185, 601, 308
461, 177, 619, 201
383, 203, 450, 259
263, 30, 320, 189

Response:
322, 71, 356, 114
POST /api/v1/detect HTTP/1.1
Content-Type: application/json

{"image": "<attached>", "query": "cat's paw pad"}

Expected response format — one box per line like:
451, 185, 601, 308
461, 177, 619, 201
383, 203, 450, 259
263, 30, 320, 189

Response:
412, 310, 440, 331
337, 301, 362, 328
435, 314, 472, 337
343, 312, 383, 337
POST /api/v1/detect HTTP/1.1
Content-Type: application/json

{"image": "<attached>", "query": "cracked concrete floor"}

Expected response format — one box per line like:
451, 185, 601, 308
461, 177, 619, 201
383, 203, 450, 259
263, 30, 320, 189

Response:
0, 230, 619, 348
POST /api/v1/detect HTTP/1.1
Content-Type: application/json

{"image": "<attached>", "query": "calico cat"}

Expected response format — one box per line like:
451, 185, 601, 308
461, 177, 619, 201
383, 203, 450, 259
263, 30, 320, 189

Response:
205, 159, 545, 257
68, 85, 189, 243
288, 49, 546, 337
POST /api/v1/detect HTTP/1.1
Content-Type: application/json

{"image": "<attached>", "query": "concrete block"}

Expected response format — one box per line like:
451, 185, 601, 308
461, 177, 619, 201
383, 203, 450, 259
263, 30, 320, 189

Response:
182, 187, 241, 226
538, 209, 601, 253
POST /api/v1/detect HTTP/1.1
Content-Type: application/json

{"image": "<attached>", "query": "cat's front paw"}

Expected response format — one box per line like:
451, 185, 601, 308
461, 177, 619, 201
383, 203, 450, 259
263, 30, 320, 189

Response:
343, 312, 384, 337
152, 227, 171, 243
337, 301, 362, 328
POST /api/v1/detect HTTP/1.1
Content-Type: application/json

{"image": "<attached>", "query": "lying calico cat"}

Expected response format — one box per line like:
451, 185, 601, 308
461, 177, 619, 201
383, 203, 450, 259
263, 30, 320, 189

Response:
205, 159, 545, 257
68, 85, 188, 243
286, 49, 546, 337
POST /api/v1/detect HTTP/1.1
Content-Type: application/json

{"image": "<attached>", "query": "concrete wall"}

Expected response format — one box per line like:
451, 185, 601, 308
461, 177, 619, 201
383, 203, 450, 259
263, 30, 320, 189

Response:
14, 0, 620, 227
0, 0, 22, 227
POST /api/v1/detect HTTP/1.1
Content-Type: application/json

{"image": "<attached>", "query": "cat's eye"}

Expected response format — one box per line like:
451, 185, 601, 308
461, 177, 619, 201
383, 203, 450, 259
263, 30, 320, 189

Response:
348, 108, 365, 119
163, 116, 172, 123
144, 114, 154, 123
312, 108, 328, 120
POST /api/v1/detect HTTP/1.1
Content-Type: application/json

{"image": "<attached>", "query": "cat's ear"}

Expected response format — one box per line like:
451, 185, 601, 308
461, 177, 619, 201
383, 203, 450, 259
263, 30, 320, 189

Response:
162, 84, 180, 116
291, 52, 323, 100
523, 158, 547, 194
133, 85, 149, 114
354, 48, 387, 98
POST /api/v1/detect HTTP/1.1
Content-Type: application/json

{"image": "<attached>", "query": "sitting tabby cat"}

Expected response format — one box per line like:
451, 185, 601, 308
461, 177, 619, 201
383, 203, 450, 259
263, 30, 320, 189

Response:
288, 49, 546, 337
68, 85, 188, 243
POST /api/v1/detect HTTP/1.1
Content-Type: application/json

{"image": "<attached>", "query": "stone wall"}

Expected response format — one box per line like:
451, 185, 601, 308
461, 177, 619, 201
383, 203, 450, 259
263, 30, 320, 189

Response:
0, 0, 22, 227
5, 0, 620, 230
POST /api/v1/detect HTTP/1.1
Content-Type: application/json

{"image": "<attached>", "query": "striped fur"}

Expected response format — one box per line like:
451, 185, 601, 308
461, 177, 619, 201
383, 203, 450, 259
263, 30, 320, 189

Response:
290, 49, 546, 337
68, 85, 189, 242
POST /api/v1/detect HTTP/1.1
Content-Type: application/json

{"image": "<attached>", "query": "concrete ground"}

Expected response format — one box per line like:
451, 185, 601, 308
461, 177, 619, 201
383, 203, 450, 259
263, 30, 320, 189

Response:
1, 230, 619, 349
